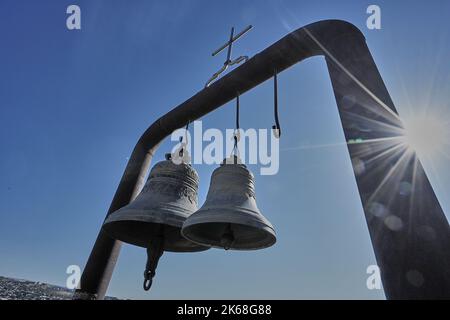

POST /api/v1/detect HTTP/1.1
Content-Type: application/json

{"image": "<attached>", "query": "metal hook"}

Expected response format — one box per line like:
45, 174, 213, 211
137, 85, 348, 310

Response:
143, 272, 153, 291
272, 70, 281, 139
172, 122, 191, 164
230, 94, 241, 158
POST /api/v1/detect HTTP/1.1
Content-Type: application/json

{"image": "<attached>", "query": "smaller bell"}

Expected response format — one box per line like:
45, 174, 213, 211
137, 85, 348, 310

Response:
182, 156, 276, 250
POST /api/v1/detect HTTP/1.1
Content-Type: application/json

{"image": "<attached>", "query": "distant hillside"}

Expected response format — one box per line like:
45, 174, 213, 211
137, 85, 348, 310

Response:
0, 276, 118, 300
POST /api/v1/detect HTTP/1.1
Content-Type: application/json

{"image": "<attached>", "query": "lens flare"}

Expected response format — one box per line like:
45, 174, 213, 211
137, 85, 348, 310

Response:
401, 114, 449, 159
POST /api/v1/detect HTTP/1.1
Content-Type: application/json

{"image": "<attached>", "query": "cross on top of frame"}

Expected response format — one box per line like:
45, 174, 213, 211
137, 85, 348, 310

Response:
205, 25, 253, 87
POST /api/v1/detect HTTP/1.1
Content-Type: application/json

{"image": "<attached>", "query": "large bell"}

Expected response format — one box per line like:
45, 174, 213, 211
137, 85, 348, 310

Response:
182, 156, 276, 250
103, 153, 208, 253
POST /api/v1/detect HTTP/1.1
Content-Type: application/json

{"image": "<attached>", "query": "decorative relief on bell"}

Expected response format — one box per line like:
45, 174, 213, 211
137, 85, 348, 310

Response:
103, 157, 208, 253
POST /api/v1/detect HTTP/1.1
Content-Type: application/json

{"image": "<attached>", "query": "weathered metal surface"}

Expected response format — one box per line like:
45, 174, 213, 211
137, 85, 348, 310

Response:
323, 31, 450, 299
182, 156, 276, 250
77, 19, 450, 300
103, 156, 208, 252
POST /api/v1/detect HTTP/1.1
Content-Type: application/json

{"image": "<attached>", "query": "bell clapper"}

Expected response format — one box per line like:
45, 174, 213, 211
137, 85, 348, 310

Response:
221, 223, 235, 250
143, 228, 165, 291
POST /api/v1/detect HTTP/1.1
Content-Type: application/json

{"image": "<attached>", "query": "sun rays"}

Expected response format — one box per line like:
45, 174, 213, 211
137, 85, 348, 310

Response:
275, 19, 450, 236
400, 113, 450, 162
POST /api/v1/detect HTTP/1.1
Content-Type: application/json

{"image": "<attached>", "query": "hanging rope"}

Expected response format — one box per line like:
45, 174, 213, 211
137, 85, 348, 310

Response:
272, 70, 281, 139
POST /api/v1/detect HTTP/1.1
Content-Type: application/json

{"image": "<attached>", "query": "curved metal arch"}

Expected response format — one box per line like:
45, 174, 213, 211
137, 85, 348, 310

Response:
76, 19, 450, 300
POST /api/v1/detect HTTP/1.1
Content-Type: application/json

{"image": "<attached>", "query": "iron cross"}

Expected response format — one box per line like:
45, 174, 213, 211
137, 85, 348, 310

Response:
205, 25, 253, 87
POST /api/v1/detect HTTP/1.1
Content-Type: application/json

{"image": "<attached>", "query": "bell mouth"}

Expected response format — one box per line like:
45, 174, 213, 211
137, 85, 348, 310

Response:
103, 220, 209, 253
181, 222, 276, 250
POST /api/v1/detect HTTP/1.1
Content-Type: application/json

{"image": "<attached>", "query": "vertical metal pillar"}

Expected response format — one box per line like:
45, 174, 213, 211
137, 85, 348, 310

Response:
322, 30, 450, 299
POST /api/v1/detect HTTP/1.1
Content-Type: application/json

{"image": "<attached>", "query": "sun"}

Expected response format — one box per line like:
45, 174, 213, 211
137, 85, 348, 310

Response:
401, 114, 449, 159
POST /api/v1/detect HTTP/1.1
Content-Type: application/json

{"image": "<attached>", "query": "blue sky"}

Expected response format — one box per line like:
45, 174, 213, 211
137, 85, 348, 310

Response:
1, 0, 450, 299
